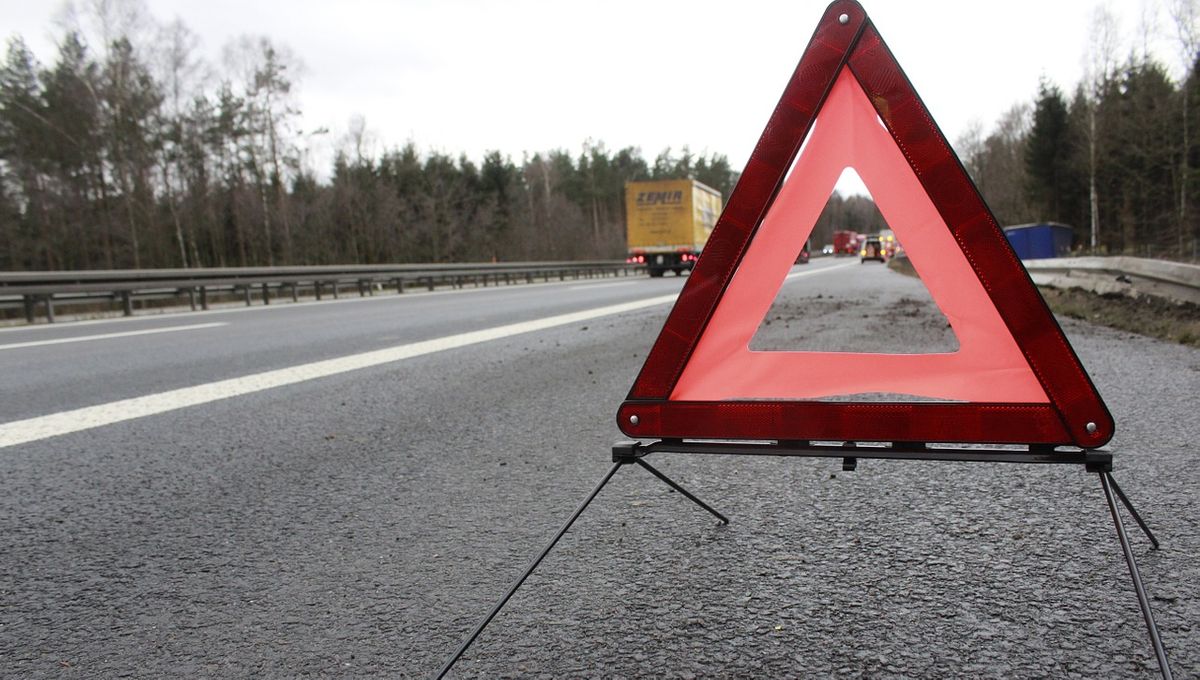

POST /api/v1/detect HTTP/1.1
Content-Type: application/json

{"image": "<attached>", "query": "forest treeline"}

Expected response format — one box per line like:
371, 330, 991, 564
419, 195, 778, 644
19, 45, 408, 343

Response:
3, 3, 1199, 271
957, 4, 1200, 261
0, 7, 736, 271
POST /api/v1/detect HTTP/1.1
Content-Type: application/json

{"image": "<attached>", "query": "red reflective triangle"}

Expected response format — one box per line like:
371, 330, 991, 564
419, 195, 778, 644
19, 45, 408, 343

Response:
617, 0, 1113, 448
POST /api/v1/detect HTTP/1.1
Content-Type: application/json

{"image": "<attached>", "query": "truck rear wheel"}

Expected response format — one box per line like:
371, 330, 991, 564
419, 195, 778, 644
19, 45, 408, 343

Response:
648, 268, 665, 278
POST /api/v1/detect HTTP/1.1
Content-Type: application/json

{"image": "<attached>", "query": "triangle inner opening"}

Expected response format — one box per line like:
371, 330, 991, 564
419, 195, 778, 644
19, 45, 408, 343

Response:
668, 68, 1047, 405
749, 169, 958, 354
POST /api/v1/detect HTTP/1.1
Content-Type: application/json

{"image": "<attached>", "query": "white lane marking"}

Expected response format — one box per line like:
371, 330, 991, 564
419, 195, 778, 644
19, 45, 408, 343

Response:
0, 322, 228, 351
0, 295, 673, 449
0, 260, 852, 449
567, 281, 638, 291
784, 261, 857, 281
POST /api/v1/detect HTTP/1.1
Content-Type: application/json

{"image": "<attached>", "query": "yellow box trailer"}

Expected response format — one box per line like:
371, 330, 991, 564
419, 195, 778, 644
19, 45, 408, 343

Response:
625, 179, 722, 277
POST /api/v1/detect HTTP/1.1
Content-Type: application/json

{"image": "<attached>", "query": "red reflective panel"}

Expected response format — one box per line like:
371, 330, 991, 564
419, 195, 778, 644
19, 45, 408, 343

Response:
618, 0, 1113, 448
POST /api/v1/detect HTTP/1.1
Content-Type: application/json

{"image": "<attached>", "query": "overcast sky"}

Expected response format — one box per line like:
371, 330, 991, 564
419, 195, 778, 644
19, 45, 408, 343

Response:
1, 0, 1186, 192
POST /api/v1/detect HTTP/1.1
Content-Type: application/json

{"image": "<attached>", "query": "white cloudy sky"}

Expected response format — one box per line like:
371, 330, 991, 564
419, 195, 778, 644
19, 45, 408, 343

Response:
1, 0, 1187, 188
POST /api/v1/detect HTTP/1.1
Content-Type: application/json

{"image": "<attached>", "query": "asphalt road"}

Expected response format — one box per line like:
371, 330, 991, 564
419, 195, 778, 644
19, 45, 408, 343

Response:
1, 257, 1197, 678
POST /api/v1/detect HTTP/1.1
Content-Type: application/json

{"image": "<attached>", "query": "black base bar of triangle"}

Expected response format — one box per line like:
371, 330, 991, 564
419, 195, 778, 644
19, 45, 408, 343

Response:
433, 440, 1171, 679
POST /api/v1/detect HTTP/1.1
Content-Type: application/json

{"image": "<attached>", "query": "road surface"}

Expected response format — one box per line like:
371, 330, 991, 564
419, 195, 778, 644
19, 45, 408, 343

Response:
1, 257, 1197, 678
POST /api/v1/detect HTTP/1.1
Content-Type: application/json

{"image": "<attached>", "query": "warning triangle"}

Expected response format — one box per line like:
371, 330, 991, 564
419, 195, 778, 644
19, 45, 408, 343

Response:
617, 0, 1113, 448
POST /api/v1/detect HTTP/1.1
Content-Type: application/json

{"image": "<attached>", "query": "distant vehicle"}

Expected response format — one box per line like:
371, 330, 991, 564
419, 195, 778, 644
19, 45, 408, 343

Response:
625, 179, 722, 277
1002, 222, 1072, 259
821, 244, 834, 255
860, 237, 886, 263
797, 240, 811, 264
878, 229, 899, 257
833, 230, 860, 255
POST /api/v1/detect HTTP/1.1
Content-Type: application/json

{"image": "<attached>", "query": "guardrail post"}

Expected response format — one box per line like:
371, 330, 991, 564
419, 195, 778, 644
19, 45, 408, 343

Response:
186, 287, 197, 311
290, 283, 298, 302
200, 286, 209, 310
357, 280, 366, 297
23, 295, 35, 323
262, 283, 271, 305
332, 281, 340, 299
44, 294, 55, 323
426, 276, 435, 292
315, 282, 322, 300
243, 286, 252, 306
395, 278, 405, 294
121, 291, 133, 316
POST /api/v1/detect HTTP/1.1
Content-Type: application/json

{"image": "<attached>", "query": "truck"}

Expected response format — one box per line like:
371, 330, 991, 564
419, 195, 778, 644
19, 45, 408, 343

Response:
625, 179, 722, 277
1002, 222, 1072, 259
832, 230, 860, 255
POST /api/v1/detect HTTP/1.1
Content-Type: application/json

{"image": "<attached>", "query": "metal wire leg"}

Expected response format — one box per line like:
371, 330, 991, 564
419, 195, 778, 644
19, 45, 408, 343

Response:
434, 461, 625, 679
1100, 472, 1172, 680
1106, 474, 1160, 549
634, 458, 729, 524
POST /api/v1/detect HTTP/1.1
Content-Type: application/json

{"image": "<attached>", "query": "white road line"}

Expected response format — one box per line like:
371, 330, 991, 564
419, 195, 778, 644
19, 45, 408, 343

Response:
784, 261, 857, 281
567, 281, 638, 290
0, 260, 852, 450
0, 295, 673, 449
0, 322, 228, 351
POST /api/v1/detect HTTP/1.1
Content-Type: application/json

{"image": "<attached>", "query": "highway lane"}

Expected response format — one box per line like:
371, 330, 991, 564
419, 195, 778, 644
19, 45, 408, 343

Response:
1, 257, 1197, 678
0, 258, 851, 431
0, 274, 678, 423
0, 259, 842, 426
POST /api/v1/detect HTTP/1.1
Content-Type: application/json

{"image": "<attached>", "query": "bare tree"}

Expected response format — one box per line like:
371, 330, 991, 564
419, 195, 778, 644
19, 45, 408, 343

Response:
1082, 5, 1123, 249
151, 18, 203, 266
1170, 0, 1200, 254
222, 36, 303, 264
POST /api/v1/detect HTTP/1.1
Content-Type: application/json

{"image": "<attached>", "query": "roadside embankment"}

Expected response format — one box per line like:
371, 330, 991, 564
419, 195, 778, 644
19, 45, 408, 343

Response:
888, 254, 1200, 347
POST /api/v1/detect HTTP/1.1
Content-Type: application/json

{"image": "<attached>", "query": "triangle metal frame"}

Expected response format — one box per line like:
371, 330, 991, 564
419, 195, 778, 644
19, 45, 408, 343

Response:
616, 0, 1113, 449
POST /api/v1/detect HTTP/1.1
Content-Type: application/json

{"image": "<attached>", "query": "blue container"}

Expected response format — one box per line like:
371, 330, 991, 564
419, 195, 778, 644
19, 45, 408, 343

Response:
1003, 222, 1073, 260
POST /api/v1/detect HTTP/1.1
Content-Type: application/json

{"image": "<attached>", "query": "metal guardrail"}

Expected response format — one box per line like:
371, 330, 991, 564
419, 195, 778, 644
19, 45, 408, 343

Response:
1022, 256, 1200, 305
0, 261, 646, 323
